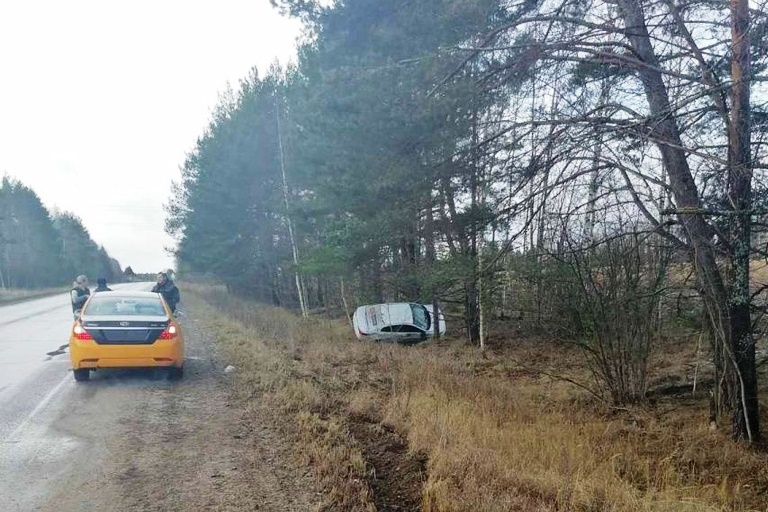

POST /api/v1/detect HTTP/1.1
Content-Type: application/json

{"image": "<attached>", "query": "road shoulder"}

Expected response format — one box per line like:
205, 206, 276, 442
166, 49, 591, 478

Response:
41, 304, 317, 512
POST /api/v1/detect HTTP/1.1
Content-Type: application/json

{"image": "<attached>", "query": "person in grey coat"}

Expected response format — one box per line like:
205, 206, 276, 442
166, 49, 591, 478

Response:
70, 275, 90, 319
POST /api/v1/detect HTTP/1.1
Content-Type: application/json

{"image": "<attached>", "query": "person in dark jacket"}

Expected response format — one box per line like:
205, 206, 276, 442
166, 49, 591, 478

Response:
70, 275, 90, 319
94, 277, 112, 293
151, 271, 180, 313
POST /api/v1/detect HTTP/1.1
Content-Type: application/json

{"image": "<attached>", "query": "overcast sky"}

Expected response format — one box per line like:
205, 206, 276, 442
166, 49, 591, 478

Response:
0, 0, 302, 274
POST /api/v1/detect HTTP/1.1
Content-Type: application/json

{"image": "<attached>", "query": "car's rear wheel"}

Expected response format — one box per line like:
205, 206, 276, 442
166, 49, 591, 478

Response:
168, 366, 184, 381
73, 369, 90, 382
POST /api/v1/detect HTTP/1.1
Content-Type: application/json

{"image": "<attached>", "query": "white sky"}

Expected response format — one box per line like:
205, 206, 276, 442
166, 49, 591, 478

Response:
0, 0, 302, 274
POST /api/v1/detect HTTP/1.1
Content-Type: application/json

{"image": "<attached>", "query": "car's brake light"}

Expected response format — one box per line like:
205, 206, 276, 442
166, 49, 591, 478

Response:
73, 323, 92, 340
159, 324, 177, 339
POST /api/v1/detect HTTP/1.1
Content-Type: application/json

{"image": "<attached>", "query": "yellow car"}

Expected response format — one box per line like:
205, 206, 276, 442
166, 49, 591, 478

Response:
69, 291, 184, 382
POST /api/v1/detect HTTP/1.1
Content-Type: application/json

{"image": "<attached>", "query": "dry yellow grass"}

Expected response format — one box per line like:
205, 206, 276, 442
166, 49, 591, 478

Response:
184, 289, 376, 512
668, 260, 768, 289
185, 284, 768, 512
752, 261, 768, 287
388, 350, 768, 511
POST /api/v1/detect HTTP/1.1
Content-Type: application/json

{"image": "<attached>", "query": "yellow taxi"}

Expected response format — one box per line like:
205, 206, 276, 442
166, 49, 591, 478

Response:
69, 291, 184, 382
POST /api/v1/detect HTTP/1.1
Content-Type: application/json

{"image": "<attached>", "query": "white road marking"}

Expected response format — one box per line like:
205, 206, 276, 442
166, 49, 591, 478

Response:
4, 373, 71, 443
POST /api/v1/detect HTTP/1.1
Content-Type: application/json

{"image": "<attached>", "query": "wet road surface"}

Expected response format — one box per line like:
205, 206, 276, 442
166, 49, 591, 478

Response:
0, 282, 151, 510
0, 283, 316, 512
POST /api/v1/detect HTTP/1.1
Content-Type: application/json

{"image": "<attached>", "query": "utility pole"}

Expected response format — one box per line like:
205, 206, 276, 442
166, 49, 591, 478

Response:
275, 94, 308, 318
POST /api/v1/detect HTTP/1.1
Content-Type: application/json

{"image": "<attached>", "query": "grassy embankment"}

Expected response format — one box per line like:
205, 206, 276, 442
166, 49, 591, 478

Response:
185, 282, 768, 512
0, 287, 64, 305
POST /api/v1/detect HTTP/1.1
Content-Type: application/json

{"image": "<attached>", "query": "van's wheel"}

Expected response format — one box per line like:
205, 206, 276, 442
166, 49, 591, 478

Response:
168, 367, 184, 381
73, 369, 90, 382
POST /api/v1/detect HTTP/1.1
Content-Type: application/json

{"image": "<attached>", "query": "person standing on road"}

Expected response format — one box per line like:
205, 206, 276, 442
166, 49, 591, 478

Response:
152, 271, 180, 313
70, 275, 90, 319
93, 277, 112, 293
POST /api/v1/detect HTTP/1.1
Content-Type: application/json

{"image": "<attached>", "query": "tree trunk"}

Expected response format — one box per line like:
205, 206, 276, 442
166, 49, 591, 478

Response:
466, 105, 481, 345
616, 0, 758, 441
340, 276, 353, 328
275, 94, 308, 318
478, 245, 486, 350
585, 81, 609, 245
425, 193, 440, 340
465, 281, 480, 343
726, 0, 758, 441
371, 251, 384, 303
401, 233, 420, 299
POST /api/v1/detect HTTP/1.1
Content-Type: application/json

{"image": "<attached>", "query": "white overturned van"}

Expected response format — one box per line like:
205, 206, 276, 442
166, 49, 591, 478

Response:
352, 302, 446, 343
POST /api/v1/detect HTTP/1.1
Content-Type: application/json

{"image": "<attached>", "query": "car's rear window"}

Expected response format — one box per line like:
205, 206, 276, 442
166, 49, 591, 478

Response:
84, 296, 166, 316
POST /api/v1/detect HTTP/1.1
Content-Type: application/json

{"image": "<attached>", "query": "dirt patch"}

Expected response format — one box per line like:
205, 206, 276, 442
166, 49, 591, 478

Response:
347, 414, 427, 512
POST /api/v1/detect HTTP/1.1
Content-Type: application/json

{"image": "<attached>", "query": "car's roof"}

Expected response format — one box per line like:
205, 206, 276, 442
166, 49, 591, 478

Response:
89, 291, 161, 298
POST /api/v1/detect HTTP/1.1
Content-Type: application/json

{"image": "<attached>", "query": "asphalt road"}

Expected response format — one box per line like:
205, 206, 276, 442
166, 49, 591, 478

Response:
0, 282, 152, 511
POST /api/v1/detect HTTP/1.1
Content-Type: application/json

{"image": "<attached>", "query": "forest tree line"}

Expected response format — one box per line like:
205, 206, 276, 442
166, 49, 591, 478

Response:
166, 0, 768, 440
0, 177, 122, 288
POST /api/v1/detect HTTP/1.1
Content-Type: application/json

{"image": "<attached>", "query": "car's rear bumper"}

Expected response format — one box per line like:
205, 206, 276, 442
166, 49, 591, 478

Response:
69, 338, 183, 369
